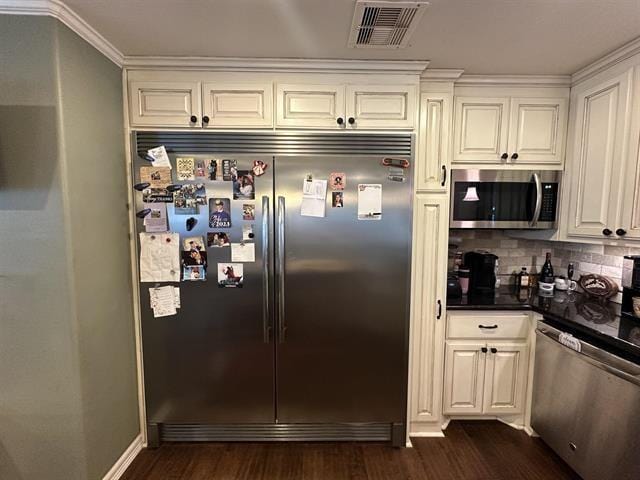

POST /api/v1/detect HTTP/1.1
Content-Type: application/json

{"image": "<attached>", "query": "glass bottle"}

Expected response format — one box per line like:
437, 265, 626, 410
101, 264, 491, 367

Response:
540, 252, 554, 283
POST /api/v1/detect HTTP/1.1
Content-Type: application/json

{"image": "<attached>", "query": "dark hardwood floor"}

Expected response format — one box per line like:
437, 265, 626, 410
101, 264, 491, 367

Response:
121, 421, 580, 480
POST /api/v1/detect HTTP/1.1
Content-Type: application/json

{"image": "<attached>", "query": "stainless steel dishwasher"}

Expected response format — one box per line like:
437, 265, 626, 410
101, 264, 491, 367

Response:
532, 320, 640, 480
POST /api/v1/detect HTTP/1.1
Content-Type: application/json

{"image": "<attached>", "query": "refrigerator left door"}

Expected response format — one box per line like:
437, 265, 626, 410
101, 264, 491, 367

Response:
133, 151, 275, 425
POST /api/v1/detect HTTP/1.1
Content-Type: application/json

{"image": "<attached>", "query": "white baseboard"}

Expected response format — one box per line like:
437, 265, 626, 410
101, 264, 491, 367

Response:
102, 434, 143, 480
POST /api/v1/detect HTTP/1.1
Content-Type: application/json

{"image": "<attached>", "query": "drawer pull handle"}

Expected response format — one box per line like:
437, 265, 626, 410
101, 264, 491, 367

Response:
478, 324, 498, 329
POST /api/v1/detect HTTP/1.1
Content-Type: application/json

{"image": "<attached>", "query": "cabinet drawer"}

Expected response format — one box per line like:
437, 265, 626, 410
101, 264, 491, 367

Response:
447, 312, 530, 339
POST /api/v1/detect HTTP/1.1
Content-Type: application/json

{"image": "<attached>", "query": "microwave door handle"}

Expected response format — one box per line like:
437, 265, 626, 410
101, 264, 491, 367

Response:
530, 173, 542, 227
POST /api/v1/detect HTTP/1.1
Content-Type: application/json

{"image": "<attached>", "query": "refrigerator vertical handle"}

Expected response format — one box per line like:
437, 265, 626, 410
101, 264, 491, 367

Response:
277, 196, 286, 343
262, 195, 271, 344
530, 172, 542, 226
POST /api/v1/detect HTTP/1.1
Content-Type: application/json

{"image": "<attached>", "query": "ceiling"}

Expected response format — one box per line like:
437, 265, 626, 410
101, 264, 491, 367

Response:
63, 0, 640, 74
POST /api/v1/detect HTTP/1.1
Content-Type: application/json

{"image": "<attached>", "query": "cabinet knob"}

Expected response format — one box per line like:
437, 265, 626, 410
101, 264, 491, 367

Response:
202, 115, 210, 124
500, 153, 509, 161
481, 347, 488, 353
616, 228, 627, 236
602, 228, 613, 236
190, 115, 197, 123
511, 153, 519, 161
490, 347, 498, 354
336, 117, 344, 125
348, 117, 355, 125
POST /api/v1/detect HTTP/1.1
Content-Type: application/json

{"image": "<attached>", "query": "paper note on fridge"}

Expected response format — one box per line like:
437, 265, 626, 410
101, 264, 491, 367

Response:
231, 242, 255, 262
147, 146, 172, 169
143, 202, 168, 233
139, 232, 180, 282
149, 285, 180, 318
357, 184, 382, 220
301, 179, 327, 218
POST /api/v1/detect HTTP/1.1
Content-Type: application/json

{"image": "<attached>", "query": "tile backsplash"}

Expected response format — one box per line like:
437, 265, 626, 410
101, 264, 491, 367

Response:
449, 229, 640, 298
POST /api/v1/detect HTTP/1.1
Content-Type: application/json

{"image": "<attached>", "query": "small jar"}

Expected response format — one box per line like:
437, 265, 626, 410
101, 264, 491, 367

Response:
458, 268, 470, 295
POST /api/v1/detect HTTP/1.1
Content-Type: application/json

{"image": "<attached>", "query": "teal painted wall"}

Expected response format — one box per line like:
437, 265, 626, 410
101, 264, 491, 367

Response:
0, 15, 138, 480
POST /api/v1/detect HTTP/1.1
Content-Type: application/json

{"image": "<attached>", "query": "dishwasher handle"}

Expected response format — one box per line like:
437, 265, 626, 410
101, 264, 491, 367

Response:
536, 326, 640, 387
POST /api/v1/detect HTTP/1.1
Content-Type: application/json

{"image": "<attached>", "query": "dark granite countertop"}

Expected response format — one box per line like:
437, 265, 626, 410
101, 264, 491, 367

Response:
447, 286, 640, 363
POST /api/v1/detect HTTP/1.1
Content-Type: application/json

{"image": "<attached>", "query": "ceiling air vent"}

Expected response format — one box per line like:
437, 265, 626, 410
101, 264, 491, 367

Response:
348, 1, 428, 49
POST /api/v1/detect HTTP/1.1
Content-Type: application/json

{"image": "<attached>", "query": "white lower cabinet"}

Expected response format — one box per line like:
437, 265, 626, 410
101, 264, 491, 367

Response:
482, 343, 529, 414
443, 341, 485, 414
443, 340, 529, 416
443, 312, 531, 418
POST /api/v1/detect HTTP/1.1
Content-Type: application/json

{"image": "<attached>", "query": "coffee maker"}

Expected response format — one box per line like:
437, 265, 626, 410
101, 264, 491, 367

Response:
464, 251, 498, 294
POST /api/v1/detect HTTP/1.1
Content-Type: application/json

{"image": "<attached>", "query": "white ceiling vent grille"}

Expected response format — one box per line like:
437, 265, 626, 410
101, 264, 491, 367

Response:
348, 1, 428, 49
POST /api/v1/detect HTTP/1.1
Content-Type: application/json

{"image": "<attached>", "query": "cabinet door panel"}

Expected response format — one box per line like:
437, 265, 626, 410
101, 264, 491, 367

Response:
508, 98, 567, 165
443, 341, 485, 414
619, 67, 640, 240
129, 81, 201, 127
410, 195, 448, 424
453, 97, 509, 163
416, 93, 452, 192
567, 70, 632, 238
346, 85, 416, 129
202, 82, 273, 127
483, 343, 528, 414
276, 84, 345, 128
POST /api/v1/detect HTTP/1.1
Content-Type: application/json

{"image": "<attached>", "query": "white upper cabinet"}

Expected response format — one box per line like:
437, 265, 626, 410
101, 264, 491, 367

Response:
275, 83, 416, 129
453, 97, 510, 163
127, 71, 418, 130
617, 66, 640, 241
275, 83, 345, 128
416, 92, 452, 192
566, 68, 633, 239
345, 85, 416, 129
452, 94, 568, 167
201, 82, 273, 128
508, 98, 568, 165
129, 81, 201, 128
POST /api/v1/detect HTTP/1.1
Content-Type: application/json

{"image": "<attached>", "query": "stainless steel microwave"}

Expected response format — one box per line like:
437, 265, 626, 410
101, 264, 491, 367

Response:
450, 170, 561, 229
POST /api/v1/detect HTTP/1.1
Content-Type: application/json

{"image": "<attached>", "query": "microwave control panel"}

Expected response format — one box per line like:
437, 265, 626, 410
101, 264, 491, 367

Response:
539, 183, 558, 221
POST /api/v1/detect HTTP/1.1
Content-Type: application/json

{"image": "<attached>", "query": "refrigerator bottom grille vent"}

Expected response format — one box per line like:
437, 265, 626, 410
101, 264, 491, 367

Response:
160, 423, 392, 442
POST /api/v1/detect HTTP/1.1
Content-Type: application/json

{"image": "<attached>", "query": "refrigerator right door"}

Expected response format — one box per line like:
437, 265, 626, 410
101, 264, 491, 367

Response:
274, 155, 412, 425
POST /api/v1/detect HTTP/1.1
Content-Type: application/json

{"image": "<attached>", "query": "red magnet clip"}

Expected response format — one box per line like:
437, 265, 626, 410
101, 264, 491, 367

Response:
382, 157, 410, 169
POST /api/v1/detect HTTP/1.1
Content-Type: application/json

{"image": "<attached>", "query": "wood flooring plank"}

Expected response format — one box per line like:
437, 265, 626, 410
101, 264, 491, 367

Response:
121, 421, 580, 480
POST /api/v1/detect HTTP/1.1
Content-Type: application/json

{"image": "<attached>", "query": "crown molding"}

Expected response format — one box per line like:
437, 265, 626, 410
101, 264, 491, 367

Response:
0, 0, 124, 66
455, 74, 571, 88
122, 56, 430, 74
420, 68, 465, 81
571, 36, 640, 86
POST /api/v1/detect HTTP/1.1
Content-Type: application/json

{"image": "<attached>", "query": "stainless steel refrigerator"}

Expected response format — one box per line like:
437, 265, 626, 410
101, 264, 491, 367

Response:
132, 132, 413, 447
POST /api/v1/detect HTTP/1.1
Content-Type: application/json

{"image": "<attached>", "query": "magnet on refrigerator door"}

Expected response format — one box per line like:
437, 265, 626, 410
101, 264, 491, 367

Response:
195, 159, 206, 177
332, 192, 344, 208
207, 232, 231, 248
242, 204, 255, 221
222, 159, 237, 181
209, 198, 232, 228
233, 170, 255, 200
242, 224, 254, 241
218, 263, 243, 288
183, 265, 206, 281
329, 172, 346, 190
252, 160, 267, 176
176, 157, 195, 181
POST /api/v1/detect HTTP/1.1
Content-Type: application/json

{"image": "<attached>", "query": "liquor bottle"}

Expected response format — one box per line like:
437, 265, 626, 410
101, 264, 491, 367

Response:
540, 252, 554, 283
